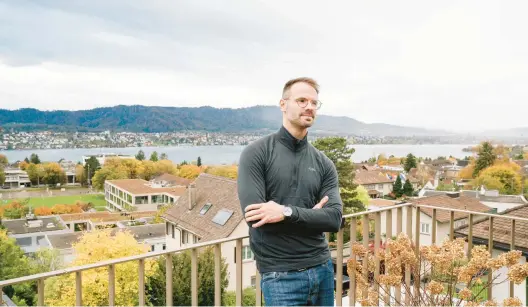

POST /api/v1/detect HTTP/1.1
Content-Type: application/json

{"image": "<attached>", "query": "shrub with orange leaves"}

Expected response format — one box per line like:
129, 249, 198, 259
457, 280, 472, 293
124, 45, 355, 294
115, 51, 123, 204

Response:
34, 207, 53, 216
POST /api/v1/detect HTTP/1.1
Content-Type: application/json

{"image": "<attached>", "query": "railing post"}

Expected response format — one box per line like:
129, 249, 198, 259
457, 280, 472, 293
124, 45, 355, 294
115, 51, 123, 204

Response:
191, 248, 198, 306
256, 271, 262, 307
488, 216, 494, 300
349, 217, 357, 306
432, 208, 437, 245
38, 278, 45, 307
385, 210, 392, 306
75, 272, 82, 306
0, 286, 3, 306
415, 205, 420, 256
374, 212, 381, 300
395, 207, 402, 305
138, 259, 145, 306
450, 211, 455, 240
215, 244, 222, 307
362, 214, 369, 300
236, 239, 243, 306
405, 205, 412, 305
468, 214, 473, 259
108, 265, 115, 307
165, 254, 173, 307
336, 228, 344, 307
510, 219, 515, 298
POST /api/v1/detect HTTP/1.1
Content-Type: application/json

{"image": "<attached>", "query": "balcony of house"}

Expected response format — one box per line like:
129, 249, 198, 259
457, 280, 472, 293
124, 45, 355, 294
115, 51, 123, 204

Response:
2, 203, 528, 306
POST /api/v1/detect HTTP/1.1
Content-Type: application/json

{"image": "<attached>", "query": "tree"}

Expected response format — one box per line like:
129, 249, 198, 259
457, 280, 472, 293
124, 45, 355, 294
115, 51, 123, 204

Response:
146, 246, 228, 306
475, 165, 523, 195
19, 160, 29, 170
75, 164, 86, 185
403, 179, 414, 196
1, 201, 29, 219
26, 163, 44, 186
31, 248, 64, 273
160, 153, 168, 160
178, 165, 203, 179
84, 156, 101, 185
205, 165, 238, 179
91, 166, 129, 190
352, 185, 371, 207
0, 167, 5, 186
0, 229, 37, 306
30, 153, 41, 164
136, 150, 145, 161
150, 151, 159, 162
223, 287, 256, 306
197, 156, 202, 167
0, 154, 8, 167
313, 137, 364, 213
404, 153, 417, 173
24, 157, 30, 164
42, 163, 66, 186
473, 141, 497, 177
393, 175, 403, 198
44, 230, 157, 306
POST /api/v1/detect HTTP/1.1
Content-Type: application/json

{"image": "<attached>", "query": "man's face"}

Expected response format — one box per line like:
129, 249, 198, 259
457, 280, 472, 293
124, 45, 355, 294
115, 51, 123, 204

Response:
280, 82, 319, 129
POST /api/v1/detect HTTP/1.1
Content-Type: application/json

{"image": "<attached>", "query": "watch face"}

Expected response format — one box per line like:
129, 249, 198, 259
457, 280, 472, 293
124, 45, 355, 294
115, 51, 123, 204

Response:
284, 207, 292, 216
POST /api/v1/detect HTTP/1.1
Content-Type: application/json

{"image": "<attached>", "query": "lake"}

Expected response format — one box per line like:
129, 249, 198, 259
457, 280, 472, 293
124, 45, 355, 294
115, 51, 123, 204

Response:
2, 144, 475, 165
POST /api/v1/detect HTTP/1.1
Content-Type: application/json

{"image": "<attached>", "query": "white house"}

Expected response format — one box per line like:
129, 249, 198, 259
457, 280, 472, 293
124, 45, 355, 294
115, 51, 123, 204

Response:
162, 173, 257, 291
354, 170, 394, 198
379, 193, 491, 247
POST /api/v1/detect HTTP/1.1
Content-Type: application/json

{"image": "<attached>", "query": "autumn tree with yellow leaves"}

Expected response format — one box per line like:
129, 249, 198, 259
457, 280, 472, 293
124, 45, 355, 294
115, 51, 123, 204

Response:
44, 230, 157, 306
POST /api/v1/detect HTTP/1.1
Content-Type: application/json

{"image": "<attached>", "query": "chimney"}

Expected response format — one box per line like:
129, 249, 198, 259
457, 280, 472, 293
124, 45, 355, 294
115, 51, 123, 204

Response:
188, 183, 196, 210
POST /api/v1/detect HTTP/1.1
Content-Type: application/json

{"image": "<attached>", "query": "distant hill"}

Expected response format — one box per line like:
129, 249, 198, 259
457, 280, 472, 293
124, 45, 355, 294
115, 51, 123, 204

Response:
0, 105, 450, 136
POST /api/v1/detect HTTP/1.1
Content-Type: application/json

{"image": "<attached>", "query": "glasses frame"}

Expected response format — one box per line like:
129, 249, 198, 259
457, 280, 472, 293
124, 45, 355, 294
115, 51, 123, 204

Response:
285, 97, 323, 110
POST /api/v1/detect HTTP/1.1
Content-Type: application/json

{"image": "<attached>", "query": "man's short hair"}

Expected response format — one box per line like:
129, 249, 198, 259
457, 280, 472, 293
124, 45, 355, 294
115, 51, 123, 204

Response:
282, 77, 319, 99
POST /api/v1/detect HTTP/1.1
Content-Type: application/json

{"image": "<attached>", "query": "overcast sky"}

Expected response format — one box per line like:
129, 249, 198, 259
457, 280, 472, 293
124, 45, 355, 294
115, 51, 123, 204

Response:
1, 1, 527, 132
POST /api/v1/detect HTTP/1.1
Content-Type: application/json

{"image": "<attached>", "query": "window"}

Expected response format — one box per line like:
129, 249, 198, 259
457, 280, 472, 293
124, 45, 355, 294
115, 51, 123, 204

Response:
163, 244, 166, 250
251, 276, 256, 288
242, 246, 254, 261
182, 230, 188, 244
172, 225, 175, 239
200, 203, 213, 215
212, 209, 234, 226
420, 222, 430, 234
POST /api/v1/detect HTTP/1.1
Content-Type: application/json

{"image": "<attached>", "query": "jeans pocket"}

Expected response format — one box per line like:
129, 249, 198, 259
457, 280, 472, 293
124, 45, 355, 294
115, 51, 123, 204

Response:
261, 271, 287, 283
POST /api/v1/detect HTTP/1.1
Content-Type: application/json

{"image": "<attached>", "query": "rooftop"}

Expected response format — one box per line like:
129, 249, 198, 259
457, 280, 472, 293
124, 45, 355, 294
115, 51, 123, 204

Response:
163, 173, 243, 242
411, 194, 491, 222
59, 211, 157, 223
354, 171, 392, 185
2, 216, 65, 235
151, 173, 192, 187
106, 179, 187, 196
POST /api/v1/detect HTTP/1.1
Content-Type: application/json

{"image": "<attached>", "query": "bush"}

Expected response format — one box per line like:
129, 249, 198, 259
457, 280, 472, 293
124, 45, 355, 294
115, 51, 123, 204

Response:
50, 204, 83, 214
223, 287, 257, 306
34, 207, 53, 216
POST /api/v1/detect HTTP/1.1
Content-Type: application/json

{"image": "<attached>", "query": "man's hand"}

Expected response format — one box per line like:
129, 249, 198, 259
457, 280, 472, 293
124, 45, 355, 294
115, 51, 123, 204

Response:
312, 196, 329, 210
244, 201, 285, 228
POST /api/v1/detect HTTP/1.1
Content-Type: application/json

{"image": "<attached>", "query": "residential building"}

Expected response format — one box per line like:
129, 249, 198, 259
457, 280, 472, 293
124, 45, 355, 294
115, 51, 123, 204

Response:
380, 193, 491, 247
150, 173, 192, 187
2, 168, 31, 188
104, 178, 187, 212
2, 215, 71, 254
455, 204, 528, 304
59, 211, 157, 231
354, 170, 393, 198
162, 173, 257, 291
46, 224, 166, 264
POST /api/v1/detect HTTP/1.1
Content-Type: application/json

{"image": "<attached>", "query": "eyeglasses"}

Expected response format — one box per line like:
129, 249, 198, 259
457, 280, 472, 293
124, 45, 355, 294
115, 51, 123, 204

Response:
286, 98, 323, 110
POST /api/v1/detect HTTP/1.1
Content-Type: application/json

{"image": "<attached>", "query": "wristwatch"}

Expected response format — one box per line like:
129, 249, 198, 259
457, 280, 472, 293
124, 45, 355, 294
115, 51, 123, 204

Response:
282, 206, 293, 220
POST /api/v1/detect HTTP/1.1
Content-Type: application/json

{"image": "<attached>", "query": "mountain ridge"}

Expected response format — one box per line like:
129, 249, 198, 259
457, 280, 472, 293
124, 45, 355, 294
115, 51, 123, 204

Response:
0, 105, 452, 136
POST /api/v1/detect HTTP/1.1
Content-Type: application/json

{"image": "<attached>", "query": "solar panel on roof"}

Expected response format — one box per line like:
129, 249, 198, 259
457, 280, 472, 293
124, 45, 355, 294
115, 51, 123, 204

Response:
212, 209, 233, 226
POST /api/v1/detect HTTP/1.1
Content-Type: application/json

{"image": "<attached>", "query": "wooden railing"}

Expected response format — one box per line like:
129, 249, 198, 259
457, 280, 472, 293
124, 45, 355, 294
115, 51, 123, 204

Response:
1, 202, 526, 306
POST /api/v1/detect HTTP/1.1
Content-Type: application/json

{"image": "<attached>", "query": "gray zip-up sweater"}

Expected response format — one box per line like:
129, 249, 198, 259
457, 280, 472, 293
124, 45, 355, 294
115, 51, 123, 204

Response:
237, 126, 343, 273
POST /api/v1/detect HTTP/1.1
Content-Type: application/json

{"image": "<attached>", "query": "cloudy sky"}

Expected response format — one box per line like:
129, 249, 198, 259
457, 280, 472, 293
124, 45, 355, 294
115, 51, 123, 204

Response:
1, 1, 527, 132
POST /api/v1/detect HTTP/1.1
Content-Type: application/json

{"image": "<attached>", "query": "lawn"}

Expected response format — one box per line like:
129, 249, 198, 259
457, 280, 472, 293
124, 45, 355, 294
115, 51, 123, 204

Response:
1, 194, 107, 211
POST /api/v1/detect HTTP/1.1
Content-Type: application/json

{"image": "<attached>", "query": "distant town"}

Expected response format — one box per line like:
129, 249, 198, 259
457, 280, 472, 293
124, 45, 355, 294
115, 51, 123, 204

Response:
0, 129, 499, 151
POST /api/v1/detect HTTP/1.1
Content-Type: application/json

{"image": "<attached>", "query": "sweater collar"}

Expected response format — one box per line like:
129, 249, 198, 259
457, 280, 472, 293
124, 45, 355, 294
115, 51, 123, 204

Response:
278, 125, 308, 151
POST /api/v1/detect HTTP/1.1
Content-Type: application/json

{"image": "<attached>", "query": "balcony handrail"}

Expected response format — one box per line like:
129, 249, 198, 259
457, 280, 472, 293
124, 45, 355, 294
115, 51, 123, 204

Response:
0, 233, 249, 288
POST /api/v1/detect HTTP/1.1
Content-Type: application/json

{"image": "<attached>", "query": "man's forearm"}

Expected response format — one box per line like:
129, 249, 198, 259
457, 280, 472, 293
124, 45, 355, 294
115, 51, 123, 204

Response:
287, 204, 343, 232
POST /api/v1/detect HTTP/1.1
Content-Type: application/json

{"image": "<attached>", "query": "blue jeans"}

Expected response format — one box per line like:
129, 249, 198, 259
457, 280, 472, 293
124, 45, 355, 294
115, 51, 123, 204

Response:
260, 259, 335, 306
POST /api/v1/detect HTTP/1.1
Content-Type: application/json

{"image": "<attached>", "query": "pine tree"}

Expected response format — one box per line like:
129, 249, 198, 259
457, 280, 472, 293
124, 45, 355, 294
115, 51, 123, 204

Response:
473, 141, 497, 177
403, 179, 414, 196
135, 150, 145, 161
197, 156, 202, 167
393, 175, 403, 198
404, 153, 417, 172
150, 151, 159, 162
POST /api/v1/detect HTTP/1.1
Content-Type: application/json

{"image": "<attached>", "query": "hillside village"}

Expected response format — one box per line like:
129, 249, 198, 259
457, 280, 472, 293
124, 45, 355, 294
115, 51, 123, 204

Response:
2, 141, 528, 305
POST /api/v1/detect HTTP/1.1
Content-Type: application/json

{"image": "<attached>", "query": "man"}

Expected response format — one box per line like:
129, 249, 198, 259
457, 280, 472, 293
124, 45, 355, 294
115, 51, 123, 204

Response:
237, 77, 343, 306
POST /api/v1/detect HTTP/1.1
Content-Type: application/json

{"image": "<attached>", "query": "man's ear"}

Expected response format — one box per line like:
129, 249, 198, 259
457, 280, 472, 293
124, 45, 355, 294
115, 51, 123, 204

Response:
279, 99, 286, 111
